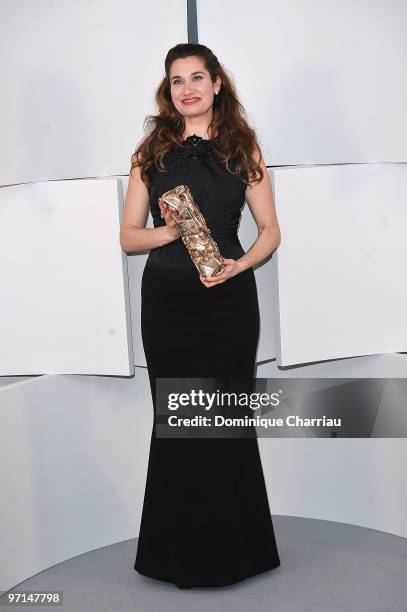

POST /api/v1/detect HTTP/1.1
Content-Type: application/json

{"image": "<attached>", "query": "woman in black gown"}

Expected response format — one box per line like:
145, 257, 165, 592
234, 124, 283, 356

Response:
121, 43, 281, 589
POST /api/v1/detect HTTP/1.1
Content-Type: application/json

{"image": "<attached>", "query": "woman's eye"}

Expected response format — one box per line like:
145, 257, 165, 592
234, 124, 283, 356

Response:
173, 75, 202, 85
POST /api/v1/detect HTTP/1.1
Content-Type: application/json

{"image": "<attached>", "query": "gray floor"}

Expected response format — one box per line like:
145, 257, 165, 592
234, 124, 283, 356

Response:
3, 516, 407, 612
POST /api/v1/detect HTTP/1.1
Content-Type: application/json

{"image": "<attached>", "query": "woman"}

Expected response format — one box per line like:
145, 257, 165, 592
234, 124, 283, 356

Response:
120, 42, 281, 589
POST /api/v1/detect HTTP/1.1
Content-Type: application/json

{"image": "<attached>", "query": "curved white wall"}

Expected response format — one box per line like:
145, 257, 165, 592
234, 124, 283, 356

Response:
1, 372, 407, 592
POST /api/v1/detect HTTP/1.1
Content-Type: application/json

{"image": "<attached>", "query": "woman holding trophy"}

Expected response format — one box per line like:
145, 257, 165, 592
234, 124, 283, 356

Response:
120, 43, 281, 589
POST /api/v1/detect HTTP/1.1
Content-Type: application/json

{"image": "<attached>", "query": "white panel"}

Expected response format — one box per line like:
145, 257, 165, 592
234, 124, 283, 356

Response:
121, 175, 153, 368
0, 0, 187, 185
0, 179, 133, 375
257, 352, 407, 378
272, 163, 407, 366
0, 372, 152, 592
127, 247, 148, 368
239, 199, 279, 363
197, 0, 407, 164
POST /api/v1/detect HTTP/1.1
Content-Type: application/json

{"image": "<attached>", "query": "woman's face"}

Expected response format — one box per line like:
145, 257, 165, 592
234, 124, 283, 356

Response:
169, 56, 220, 120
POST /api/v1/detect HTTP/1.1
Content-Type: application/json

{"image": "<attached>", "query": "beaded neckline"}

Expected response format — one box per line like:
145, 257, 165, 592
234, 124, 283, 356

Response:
179, 133, 219, 160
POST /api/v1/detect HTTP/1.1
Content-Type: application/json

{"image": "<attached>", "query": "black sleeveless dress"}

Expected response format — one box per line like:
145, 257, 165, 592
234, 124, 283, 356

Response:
134, 134, 281, 588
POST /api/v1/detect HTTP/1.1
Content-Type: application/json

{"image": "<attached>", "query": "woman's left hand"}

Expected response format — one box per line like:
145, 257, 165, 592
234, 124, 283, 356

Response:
200, 258, 242, 287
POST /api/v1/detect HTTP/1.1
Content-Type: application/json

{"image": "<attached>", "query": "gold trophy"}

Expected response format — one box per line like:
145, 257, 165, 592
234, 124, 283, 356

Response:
161, 185, 225, 277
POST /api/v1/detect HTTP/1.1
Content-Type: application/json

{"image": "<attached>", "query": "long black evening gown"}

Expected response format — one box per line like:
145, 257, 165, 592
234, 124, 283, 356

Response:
134, 134, 280, 588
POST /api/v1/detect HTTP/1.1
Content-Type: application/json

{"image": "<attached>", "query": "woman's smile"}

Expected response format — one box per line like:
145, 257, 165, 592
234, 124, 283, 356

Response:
182, 97, 200, 105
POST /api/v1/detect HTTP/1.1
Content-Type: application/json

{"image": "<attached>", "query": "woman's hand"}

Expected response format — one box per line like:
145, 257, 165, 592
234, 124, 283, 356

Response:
159, 197, 181, 240
200, 258, 242, 287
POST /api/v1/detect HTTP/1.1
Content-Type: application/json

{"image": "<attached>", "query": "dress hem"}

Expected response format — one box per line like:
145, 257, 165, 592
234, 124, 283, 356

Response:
134, 558, 281, 589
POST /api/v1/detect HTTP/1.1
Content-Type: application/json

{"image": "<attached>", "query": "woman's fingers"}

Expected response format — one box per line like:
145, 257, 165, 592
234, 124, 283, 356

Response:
159, 198, 181, 227
159, 200, 170, 221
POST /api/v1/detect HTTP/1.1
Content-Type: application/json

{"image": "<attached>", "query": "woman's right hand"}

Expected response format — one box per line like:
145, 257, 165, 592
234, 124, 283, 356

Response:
159, 197, 181, 241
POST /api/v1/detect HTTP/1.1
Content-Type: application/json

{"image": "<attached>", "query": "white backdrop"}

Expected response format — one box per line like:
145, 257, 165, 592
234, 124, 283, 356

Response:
0, 0, 187, 185
197, 0, 407, 165
1, 0, 407, 594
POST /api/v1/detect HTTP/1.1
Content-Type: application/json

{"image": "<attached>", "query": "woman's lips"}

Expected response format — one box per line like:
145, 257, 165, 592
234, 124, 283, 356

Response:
182, 98, 200, 105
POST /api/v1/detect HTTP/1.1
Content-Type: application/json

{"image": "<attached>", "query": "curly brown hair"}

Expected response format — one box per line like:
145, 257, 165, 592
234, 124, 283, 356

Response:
130, 43, 263, 191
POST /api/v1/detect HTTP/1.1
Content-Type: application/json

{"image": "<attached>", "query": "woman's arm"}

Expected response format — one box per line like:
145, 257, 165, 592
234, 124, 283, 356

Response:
236, 148, 281, 273
119, 163, 179, 253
